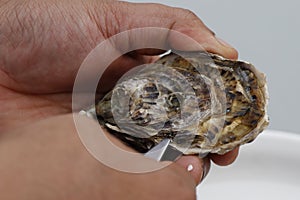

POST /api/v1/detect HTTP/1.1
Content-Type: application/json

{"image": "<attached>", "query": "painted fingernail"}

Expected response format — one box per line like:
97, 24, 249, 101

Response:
216, 37, 234, 49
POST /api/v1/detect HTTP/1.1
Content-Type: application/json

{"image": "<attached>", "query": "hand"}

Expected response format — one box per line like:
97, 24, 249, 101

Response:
0, 114, 199, 200
0, 0, 239, 199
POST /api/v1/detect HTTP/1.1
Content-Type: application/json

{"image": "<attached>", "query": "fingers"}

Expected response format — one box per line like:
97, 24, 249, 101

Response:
111, 2, 238, 59
175, 156, 210, 185
97, 1, 239, 91
209, 147, 239, 166
173, 147, 239, 185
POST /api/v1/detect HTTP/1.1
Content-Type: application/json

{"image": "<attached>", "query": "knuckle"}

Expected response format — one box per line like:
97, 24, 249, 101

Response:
179, 8, 199, 21
171, 7, 205, 32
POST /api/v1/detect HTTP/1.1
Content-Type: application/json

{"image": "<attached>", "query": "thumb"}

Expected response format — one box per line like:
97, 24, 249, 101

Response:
107, 2, 238, 59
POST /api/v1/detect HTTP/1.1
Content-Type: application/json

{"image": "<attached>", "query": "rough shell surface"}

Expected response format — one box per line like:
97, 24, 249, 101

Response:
96, 51, 269, 155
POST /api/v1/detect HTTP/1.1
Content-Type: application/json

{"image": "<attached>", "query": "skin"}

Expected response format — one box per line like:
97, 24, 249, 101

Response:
0, 0, 239, 199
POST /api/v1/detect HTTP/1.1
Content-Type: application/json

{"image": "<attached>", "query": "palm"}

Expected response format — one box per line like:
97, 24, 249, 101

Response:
0, 1, 151, 131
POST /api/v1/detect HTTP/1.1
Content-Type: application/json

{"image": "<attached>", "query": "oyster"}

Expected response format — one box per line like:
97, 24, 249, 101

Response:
96, 51, 269, 155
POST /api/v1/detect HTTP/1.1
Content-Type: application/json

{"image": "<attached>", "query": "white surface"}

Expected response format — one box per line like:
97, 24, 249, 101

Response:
196, 130, 300, 200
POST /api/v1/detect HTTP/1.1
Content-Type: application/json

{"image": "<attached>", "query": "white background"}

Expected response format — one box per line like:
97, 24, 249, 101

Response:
197, 130, 300, 200
127, 0, 300, 133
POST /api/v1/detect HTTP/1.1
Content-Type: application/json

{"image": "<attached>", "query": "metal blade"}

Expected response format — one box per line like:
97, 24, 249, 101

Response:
144, 139, 182, 161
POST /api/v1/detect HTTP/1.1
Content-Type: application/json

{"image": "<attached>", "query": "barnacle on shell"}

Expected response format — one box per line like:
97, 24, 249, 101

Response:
96, 51, 269, 155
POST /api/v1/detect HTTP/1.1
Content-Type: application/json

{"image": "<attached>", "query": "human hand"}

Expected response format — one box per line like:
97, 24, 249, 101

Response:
0, 114, 200, 200
0, 0, 239, 199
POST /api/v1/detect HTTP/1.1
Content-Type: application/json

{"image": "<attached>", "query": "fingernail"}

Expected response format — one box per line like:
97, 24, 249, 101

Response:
216, 37, 234, 49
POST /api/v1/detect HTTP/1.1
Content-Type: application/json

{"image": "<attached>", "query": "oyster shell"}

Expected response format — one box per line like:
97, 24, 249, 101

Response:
96, 51, 269, 155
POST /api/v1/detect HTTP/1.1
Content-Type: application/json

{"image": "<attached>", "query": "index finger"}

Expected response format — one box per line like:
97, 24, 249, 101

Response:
114, 2, 238, 59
